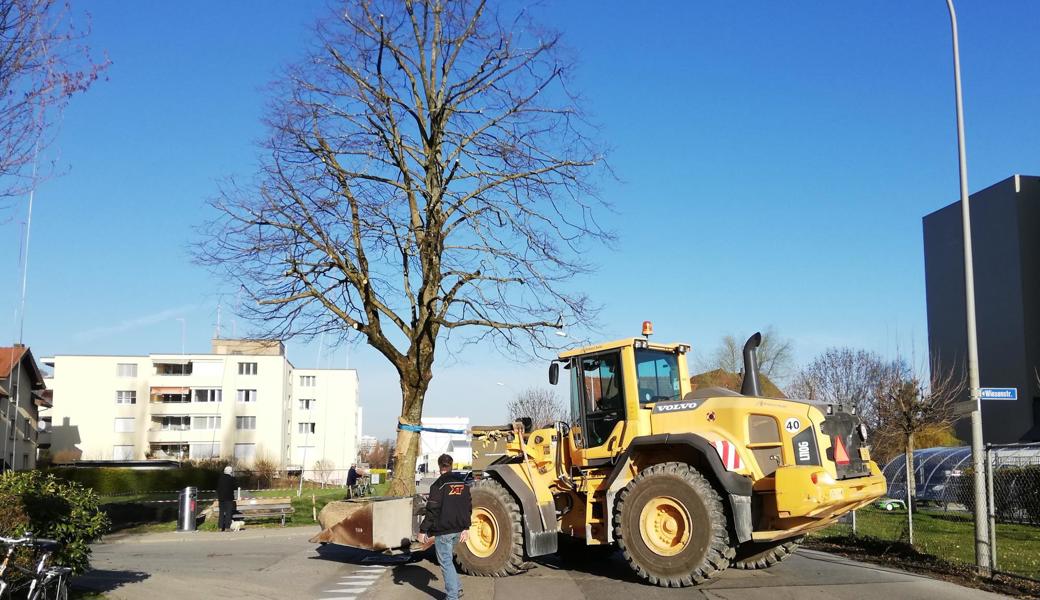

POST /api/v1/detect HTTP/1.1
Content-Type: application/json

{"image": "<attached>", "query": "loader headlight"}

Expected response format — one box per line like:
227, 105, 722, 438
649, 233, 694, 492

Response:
858, 423, 868, 442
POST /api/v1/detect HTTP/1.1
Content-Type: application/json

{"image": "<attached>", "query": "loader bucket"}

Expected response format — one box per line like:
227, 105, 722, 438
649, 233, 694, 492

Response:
309, 496, 420, 552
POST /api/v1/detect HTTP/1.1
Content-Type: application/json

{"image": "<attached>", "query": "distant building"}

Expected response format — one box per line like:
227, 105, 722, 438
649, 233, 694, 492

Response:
923, 174, 1040, 443
0, 345, 48, 470
419, 416, 469, 471
358, 435, 378, 454
45, 338, 361, 474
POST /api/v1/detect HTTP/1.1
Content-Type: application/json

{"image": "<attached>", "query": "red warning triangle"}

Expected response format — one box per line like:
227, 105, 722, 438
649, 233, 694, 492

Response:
833, 436, 850, 465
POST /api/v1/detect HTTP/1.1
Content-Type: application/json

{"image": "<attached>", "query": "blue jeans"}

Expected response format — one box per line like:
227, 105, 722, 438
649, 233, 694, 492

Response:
434, 532, 461, 600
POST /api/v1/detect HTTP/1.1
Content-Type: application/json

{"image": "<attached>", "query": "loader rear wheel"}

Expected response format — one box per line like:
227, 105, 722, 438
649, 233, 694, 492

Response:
731, 536, 802, 569
455, 479, 525, 577
614, 462, 733, 587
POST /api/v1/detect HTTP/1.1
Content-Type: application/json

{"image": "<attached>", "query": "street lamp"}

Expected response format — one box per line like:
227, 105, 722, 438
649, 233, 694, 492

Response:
944, 0, 990, 575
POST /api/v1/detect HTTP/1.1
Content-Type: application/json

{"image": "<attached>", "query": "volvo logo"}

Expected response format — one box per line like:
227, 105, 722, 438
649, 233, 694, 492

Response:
652, 400, 699, 414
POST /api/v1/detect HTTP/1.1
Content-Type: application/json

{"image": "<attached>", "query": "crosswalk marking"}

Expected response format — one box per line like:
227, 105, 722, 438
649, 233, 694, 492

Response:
315, 566, 387, 600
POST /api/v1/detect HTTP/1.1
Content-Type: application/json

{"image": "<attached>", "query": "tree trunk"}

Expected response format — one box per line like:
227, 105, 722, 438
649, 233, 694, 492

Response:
387, 371, 431, 497
905, 434, 915, 545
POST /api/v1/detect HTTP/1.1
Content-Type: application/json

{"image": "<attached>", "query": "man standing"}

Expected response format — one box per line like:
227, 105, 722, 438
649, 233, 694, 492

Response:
217, 465, 236, 532
417, 454, 471, 600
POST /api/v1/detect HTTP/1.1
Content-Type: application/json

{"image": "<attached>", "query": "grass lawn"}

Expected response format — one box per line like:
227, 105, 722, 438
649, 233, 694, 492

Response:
111, 483, 391, 535
811, 506, 1040, 580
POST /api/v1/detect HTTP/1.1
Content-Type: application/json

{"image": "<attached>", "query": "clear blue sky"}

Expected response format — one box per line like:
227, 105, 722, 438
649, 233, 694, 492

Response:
3, 1, 1038, 439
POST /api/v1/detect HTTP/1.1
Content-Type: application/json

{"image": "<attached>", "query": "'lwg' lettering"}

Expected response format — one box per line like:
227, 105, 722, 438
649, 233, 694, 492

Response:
797, 441, 811, 462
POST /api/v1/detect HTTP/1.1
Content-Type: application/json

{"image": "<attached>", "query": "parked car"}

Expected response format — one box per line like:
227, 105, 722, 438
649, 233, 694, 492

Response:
874, 497, 907, 511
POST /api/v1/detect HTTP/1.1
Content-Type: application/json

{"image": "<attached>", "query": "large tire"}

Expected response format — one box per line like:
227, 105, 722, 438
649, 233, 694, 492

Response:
614, 462, 734, 587
455, 479, 526, 577
731, 536, 802, 569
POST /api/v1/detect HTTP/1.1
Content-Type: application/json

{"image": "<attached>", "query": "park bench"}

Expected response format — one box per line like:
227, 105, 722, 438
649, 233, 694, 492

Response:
210, 497, 295, 527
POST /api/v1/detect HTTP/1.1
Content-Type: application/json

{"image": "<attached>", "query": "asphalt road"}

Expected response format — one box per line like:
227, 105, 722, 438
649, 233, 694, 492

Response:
74, 527, 1010, 600
369, 548, 1010, 600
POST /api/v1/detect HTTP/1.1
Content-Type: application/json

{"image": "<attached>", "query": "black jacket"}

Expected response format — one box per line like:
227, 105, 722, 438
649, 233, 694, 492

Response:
419, 472, 471, 536
217, 473, 236, 502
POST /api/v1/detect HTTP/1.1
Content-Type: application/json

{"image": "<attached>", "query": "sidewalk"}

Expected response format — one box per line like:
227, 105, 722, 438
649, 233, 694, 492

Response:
102, 525, 321, 545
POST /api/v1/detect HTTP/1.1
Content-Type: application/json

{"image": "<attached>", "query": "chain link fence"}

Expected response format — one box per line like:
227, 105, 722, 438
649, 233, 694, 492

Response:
817, 443, 1040, 581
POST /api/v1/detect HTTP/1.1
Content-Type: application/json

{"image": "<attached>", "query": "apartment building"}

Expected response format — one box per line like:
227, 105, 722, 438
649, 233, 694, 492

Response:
45, 339, 360, 471
0, 346, 48, 470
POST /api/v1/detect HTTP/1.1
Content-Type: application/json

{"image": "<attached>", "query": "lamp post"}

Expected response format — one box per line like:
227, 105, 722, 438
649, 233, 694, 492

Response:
944, 0, 990, 575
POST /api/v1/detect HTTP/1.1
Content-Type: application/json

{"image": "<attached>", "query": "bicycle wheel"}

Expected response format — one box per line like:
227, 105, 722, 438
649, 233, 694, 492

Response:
36, 570, 68, 600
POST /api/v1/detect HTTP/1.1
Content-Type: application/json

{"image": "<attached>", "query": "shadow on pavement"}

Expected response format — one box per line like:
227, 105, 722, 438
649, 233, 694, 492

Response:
72, 569, 151, 594
391, 563, 442, 598
311, 543, 420, 566
533, 548, 645, 584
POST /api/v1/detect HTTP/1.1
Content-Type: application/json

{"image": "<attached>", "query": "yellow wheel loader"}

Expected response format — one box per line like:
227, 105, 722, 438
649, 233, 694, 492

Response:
311, 325, 886, 587
456, 326, 886, 586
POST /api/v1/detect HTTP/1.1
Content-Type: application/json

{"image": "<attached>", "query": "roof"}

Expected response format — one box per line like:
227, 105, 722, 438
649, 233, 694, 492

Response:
557, 338, 688, 359
0, 346, 45, 388
0, 347, 27, 378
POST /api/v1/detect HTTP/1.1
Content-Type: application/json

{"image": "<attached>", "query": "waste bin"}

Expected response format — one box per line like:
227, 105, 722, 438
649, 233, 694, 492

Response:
177, 486, 198, 532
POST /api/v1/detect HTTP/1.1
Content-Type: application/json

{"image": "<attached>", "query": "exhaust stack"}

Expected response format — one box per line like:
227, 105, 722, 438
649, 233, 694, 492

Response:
740, 332, 763, 396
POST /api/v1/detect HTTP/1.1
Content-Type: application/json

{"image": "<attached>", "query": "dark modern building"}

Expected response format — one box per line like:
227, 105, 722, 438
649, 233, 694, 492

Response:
923, 174, 1040, 443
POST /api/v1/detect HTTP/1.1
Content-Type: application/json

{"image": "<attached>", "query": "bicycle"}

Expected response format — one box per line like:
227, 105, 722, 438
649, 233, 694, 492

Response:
0, 535, 71, 600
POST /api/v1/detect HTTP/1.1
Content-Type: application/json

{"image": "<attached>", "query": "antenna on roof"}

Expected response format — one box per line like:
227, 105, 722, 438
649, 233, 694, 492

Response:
215, 303, 223, 339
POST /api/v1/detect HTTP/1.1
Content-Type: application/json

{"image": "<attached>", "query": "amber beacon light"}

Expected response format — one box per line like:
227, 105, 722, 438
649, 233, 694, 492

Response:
641, 320, 653, 337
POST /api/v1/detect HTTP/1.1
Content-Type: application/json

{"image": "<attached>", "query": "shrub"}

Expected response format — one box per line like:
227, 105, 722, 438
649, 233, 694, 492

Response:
0, 470, 109, 574
47, 465, 222, 495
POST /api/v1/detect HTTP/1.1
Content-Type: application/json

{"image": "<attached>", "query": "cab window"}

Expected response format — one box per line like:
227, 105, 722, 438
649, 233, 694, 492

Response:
635, 349, 680, 404
579, 352, 625, 447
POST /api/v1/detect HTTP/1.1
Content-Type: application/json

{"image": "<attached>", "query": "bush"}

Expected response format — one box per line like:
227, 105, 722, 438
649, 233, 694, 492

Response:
47, 465, 222, 495
0, 470, 109, 574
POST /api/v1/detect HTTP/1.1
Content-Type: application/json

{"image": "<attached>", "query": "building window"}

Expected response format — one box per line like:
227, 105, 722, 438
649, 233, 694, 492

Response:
113, 445, 134, 460
194, 389, 222, 403
153, 390, 190, 403
154, 416, 190, 431
192, 416, 221, 430
190, 443, 220, 459
297, 422, 316, 435
235, 416, 257, 430
116, 363, 137, 378
116, 391, 137, 405
298, 399, 316, 410
234, 443, 256, 463
114, 418, 135, 433
299, 375, 316, 387
236, 389, 257, 403
238, 362, 258, 375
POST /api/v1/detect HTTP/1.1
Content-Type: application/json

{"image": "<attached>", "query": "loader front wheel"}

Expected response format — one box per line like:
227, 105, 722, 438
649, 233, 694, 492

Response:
614, 462, 733, 587
456, 479, 525, 577
731, 536, 802, 569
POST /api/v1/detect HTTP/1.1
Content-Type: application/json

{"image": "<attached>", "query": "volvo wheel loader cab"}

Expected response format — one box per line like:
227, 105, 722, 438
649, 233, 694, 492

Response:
458, 324, 887, 587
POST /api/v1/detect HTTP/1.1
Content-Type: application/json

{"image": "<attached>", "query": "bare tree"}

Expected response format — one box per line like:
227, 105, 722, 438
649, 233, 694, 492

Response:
0, 0, 107, 199
707, 326, 794, 382
507, 387, 565, 429
872, 358, 964, 543
788, 347, 886, 420
313, 458, 336, 487
199, 0, 609, 496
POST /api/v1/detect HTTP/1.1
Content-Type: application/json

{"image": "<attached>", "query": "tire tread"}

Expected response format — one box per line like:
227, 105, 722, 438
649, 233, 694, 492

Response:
613, 462, 734, 587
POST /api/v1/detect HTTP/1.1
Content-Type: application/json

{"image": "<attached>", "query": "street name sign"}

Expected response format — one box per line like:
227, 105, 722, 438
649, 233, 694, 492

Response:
980, 387, 1017, 401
